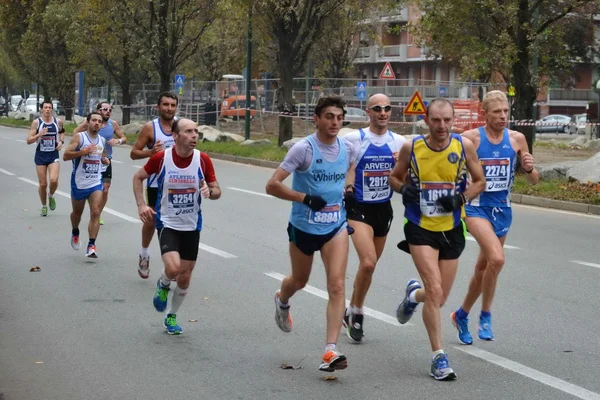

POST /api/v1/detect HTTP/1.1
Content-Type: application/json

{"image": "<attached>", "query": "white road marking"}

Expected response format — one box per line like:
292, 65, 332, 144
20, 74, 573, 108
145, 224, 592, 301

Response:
570, 260, 600, 269
227, 187, 273, 198
16, 139, 27, 143
2, 136, 11, 139
455, 347, 600, 400
198, 243, 237, 259
132, 165, 142, 169
111, 160, 124, 164
266, 270, 598, 399
0, 168, 15, 176
466, 235, 520, 250
264, 272, 407, 327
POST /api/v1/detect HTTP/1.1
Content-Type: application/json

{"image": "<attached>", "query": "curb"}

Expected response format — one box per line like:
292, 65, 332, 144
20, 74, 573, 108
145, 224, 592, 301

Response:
2, 122, 598, 216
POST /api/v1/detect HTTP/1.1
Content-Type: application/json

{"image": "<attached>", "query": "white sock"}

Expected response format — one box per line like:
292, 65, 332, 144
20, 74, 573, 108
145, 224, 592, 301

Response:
276, 293, 289, 308
432, 349, 445, 360
140, 247, 150, 258
160, 269, 171, 288
409, 289, 419, 303
352, 306, 364, 315
49, 193, 54, 198
345, 306, 352, 316
325, 343, 337, 352
167, 285, 187, 315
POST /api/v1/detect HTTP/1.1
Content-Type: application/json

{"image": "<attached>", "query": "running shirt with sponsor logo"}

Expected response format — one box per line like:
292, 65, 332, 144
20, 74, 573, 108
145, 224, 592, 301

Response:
147, 118, 176, 188
144, 148, 217, 231
344, 128, 405, 203
36, 117, 60, 154
468, 127, 516, 208
404, 134, 468, 232
71, 132, 106, 190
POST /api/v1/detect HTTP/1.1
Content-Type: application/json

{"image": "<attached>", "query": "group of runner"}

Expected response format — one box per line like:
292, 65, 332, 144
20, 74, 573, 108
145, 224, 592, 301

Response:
26, 89, 538, 379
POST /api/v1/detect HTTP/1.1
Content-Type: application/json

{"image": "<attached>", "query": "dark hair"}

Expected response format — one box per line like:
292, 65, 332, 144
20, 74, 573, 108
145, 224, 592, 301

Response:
171, 119, 180, 133
157, 91, 178, 106
314, 95, 346, 117
425, 98, 454, 117
86, 111, 101, 122
96, 101, 110, 110
41, 100, 53, 108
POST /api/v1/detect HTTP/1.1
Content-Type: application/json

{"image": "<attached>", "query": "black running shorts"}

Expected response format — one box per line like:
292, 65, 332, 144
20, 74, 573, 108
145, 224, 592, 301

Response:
157, 227, 200, 261
403, 220, 466, 260
287, 222, 347, 256
347, 200, 394, 237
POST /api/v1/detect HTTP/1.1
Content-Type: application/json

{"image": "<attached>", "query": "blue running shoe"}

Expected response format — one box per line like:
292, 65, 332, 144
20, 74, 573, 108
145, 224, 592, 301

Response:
430, 353, 457, 380
396, 279, 422, 324
478, 314, 494, 340
153, 279, 170, 312
451, 311, 473, 345
164, 314, 183, 335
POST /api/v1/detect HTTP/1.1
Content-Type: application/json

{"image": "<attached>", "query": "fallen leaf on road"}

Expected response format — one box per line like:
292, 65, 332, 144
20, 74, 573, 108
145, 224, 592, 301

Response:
204, 297, 208, 300
189, 319, 198, 323
28, 226, 32, 230
29, 266, 41, 272
280, 363, 295, 370
323, 376, 337, 381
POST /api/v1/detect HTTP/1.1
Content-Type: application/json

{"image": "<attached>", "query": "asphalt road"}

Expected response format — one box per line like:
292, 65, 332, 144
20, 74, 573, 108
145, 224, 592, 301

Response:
1, 125, 599, 400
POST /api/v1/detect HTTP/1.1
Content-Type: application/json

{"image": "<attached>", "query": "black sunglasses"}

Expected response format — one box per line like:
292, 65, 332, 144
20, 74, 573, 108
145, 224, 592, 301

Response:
370, 105, 392, 112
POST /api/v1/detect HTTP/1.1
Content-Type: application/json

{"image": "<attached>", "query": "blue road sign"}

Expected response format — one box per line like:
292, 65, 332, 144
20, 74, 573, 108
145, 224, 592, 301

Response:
174, 74, 185, 95
439, 87, 447, 97
357, 81, 367, 101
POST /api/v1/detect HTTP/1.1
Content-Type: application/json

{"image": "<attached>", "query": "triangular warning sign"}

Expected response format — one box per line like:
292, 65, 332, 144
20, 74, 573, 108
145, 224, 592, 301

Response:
403, 91, 426, 115
379, 62, 395, 79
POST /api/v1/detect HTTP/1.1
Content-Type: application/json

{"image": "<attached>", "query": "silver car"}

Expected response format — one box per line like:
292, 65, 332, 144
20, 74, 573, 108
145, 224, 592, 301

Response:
536, 114, 571, 133
569, 114, 586, 135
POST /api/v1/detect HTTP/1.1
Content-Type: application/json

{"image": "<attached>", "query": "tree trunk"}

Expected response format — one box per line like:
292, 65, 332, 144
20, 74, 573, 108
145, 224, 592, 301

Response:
157, 0, 171, 93
121, 55, 131, 125
277, 65, 295, 146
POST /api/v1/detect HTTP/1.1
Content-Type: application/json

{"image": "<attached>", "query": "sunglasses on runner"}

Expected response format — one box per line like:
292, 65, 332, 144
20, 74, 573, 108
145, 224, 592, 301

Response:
100, 107, 112, 112
370, 105, 392, 112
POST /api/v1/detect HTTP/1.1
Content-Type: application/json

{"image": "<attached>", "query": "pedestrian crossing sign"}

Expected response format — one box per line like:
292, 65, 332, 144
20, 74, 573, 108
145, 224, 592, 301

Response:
379, 62, 395, 79
508, 86, 516, 97
404, 90, 426, 115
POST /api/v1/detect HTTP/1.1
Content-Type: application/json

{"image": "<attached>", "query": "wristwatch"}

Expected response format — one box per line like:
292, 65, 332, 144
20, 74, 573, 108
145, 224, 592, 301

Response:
209, 188, 214, 197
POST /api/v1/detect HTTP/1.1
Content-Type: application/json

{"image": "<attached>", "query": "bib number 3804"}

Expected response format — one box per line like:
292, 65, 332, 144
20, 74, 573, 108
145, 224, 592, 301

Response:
309, 204, 341, 225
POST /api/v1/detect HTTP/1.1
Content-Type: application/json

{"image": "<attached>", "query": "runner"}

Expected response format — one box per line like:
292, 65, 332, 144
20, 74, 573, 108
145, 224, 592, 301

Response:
451, 90, 538, 344
265, 95, 358, 372
26, 100, 64, 216
73, 101, 127, 225
130, 92, 178, 279
342, 93, 405, 342
63, 112, 109, 258
133, 118, 221, 335
390, 98, 485, 380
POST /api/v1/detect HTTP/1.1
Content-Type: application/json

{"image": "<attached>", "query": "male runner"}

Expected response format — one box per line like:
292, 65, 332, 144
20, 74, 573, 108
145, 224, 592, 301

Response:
265, 95, 358, 372
390, 98, 485, 380
133, 118, 221, 335
73, 101, 127, 225
26, 100, 64, 216
341, 93, 405, 342
63, 112, 109, 258
131, 92, 178, 279
451, 90, 538, 344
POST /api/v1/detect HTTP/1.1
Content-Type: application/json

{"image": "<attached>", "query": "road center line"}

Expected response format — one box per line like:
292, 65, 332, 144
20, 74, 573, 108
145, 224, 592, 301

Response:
17, 175, 236, 257
0, 168, 15, 176
227, 187, 273, 198
132, 165, 142, 169
455, 346, 600, 400
16, 139, 27, 143
266, 270, 598, 399
111, 160, 124, 164
570, 260, 600, 269
264, 271, 406, 327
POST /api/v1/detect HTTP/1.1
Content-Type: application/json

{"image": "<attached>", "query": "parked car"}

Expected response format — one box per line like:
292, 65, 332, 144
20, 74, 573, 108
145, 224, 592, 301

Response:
25, 97, 43, 114
535, 114, 571, 133
568, 114, 586, 135
344, 107, 369, 123
52, 100, 65, 115
0, 96, 7, 116
10, 95, 22, 112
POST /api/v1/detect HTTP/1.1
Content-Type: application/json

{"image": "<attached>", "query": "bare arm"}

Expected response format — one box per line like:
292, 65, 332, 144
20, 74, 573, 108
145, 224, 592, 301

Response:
133, 167, 155, 223
514, 131, 539, 185
265, 167, 306, 203
26, 120, 42, 145
108, 121, 127, 146
63, 133, 86, 161
207, 180, 222, 200
345, 161, 356, 191
390, 141, 412, 193
72, 121, 88, 134
462, 137, 486, 201
130, 122, 155, 160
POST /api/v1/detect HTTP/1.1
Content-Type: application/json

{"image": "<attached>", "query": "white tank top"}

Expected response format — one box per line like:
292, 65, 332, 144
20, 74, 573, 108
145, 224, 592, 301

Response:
155, 148, 204, 231
72, 132, 106, 190
147, 118, 176, 188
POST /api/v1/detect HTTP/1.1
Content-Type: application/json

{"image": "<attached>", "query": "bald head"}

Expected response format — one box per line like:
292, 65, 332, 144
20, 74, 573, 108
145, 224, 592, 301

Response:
172, 118, 195, 133
367, 94, 391, 108
366, 93, 392, 133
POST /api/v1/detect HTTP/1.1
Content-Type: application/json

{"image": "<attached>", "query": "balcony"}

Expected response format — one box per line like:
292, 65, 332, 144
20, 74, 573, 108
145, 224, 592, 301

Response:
548, 89, 597, 102
379, 7, 409, 23
354, 45, 408, 63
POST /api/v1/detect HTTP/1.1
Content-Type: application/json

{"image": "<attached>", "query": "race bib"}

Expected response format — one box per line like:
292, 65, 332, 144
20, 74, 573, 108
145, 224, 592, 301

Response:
83, 159, 101, 178
40, 135, 55, 152
309, 203, 341, 225
362, 170, 390, 201
420, 182, 455, 217
481, 158, 510, 192
167, 188, 196, 217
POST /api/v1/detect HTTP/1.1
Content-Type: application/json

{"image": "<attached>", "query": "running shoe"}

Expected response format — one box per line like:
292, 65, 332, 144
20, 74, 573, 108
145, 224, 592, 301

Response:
478, 314, 494, 341
274, 291, 292, 332
153, 279, 170, 312
99, 218, 104, 225
319, 348, 348, 372
451, 311, 473, 345
346, 312, 364, 342
138, 254, 150, 279
48, 197, 56, 211
71, 234, 80, 250
430, 353, 457, 380
40, 206, 48, 217
85, 244, 97, 258
164, 313, 183, 335
396, 279, 422, 324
